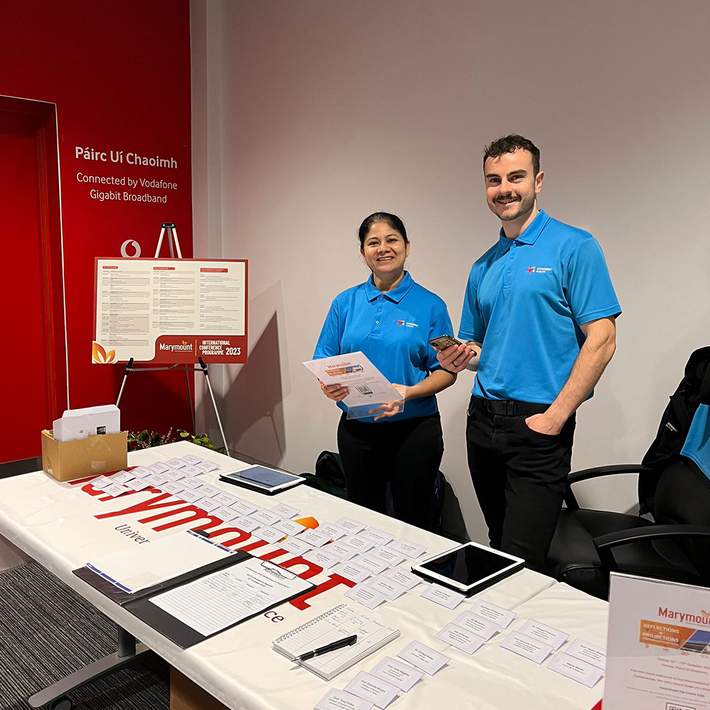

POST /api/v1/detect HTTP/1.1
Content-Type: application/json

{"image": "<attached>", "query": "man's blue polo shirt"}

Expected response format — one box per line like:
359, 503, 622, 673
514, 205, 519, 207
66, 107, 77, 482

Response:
458, 210, 621, 404
314, 271, 453, 422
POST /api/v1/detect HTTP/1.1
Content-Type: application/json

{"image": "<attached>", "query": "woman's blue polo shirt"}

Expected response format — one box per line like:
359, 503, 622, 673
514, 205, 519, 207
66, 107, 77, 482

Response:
314, 271, 453, 423
458, 210, 621, 404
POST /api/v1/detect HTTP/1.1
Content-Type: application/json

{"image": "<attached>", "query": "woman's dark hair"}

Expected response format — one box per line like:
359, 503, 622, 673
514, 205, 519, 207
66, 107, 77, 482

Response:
357, 212, 409, 249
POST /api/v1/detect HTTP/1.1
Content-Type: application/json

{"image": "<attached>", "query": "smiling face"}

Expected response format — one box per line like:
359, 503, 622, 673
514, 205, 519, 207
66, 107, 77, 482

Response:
360, 220, 409, 283
484, 148, 543, 226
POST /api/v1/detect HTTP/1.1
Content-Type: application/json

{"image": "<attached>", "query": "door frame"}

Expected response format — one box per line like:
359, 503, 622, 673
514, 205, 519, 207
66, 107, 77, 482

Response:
0, 94, 69, 425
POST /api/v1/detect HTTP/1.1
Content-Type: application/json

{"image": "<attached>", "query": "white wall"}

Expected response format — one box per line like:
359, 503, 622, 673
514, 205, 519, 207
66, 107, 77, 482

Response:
191, 0, 710, 542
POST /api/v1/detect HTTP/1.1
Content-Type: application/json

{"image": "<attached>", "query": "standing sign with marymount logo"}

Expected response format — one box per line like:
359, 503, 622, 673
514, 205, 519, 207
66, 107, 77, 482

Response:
92, 258, 248, 364
604, 572, 710, 710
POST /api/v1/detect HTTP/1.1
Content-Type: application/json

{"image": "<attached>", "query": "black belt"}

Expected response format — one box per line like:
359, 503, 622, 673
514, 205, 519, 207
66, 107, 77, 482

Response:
470, 397, 548, 417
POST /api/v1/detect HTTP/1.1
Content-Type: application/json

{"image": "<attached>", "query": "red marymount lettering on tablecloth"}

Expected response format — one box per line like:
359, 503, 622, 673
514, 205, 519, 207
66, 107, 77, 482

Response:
71, 473, 359, 611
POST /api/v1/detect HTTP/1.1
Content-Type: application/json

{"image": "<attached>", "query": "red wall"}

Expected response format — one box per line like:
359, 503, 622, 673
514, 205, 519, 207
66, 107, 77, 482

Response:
0, 1, 194, 440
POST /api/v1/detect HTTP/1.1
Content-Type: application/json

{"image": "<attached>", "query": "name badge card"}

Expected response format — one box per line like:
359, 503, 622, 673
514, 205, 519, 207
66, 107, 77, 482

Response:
371, 547, 407, 568
331, 561, 372, 584
385, 539, 426, 559
315, 689, 374, 710
468, 599, 516, 628
518, 620, 569, 651
436, 623, 486, 655
345, 671, 399, 709
397, 641, 449, 675
547, 652, 604, 688
346, 585, 386, 609
565, 639, 606, 670
269, 502, 299, 519
499, 631, 554, 664
421, 583, 465, 610
231, 515, 261, 533
453, 610, 501, 641
367, 576, 408, 601
335, 517, 366, 534
360, 528, 394, 546
299, 528, 332, 548
371, 656, 423, 693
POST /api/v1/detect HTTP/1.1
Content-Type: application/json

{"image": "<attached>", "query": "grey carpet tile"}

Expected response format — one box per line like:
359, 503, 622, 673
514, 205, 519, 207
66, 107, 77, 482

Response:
0, 563, 168, 710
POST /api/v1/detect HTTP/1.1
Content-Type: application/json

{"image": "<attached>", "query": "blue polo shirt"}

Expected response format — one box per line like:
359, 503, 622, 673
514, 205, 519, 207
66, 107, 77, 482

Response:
314, 271, 453, 422
458, 210, 621, 404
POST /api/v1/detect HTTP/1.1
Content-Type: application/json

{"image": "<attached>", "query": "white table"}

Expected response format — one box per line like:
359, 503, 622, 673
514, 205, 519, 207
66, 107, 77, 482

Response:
0, 442, 607, 709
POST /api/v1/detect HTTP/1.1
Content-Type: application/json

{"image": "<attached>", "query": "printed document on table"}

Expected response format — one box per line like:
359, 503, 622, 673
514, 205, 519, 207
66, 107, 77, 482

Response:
150, 557, 312, 637
85, 530, 231, 594
303, 352, 402, 408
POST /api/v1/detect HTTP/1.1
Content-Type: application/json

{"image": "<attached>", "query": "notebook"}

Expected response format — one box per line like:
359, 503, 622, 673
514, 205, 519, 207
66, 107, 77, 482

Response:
272, 603, 400, 681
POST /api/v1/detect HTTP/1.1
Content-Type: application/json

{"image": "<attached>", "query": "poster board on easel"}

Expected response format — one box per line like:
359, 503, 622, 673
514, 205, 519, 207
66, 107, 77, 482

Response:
92, 253, 248, 455
92, 257, 248, 365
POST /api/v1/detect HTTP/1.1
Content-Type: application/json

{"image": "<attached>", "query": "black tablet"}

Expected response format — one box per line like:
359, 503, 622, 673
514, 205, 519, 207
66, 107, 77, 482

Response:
219, 465, 305, 495
411, 542, 524, 596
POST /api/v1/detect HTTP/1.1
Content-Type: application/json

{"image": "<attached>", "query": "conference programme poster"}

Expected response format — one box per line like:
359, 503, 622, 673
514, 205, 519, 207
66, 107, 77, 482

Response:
605, 573, 710, 710
93, 258, 247, 364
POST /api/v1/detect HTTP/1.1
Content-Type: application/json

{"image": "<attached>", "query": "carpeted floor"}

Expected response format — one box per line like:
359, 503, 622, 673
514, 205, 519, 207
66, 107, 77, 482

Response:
0, 563, 169, 710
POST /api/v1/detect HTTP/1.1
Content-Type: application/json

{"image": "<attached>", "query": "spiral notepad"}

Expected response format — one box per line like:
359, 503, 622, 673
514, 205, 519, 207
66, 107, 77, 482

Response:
272, 603, 400, 680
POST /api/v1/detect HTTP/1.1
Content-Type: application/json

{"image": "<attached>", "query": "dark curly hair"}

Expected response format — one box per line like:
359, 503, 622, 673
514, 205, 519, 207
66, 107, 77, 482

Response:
483, 134, 540, 176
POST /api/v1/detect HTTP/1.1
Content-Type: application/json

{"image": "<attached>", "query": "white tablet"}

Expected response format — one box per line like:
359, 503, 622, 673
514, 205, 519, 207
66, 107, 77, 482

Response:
219, 466, 305, 495
411, 542, 524, 596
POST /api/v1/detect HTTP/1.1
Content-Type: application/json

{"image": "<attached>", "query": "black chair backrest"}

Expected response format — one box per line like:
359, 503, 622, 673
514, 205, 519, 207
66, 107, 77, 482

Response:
654, 458, 710, 579
639, 346, 710, 513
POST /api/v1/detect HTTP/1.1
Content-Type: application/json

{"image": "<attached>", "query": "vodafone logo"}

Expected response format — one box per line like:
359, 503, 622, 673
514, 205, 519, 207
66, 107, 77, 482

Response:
120, 239, 142, 258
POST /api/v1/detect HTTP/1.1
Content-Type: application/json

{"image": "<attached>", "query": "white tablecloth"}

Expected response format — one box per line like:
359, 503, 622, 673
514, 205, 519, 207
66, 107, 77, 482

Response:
0, 442, 606, 709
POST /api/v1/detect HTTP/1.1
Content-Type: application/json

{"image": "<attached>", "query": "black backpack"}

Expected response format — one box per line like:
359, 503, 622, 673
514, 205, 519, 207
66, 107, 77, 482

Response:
302, 450, 348, 498
639, 346, 710, 514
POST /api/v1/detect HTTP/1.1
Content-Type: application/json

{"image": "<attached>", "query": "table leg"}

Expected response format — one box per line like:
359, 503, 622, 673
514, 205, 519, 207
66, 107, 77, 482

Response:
27, 627, 149, 709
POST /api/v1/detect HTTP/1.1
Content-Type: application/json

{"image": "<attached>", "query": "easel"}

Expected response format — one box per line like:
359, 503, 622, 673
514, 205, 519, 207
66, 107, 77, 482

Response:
115, 223, 231, 456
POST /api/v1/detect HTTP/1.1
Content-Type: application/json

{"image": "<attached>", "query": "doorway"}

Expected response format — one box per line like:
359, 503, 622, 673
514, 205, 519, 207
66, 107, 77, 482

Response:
0, 96, 66, 465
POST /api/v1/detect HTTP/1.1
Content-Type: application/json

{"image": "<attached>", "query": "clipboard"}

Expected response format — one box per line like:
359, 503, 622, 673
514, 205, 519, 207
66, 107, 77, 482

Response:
74, 551, 314, 648
73, 548, 250, 606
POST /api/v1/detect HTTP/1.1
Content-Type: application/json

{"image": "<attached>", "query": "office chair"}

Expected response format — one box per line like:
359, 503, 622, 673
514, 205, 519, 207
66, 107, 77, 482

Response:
547, 458, 710, 599
548, 347, 710, 600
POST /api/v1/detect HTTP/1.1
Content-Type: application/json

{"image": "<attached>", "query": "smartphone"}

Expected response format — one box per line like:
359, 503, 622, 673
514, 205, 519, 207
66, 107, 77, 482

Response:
429, 334, 463, 350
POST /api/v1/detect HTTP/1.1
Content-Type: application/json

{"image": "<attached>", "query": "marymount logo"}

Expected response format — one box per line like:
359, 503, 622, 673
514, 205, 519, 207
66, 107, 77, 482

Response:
92, 342, 116, 364
658, 606, 710, 627
159, 341, 193, 353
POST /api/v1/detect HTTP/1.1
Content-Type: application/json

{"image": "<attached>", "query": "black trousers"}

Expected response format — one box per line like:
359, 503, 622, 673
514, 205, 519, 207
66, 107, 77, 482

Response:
466, 396, 576, 573
337, 413, 444, 530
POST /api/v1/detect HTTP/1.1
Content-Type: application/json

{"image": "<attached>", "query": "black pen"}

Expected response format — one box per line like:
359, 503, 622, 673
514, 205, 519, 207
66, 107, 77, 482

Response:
296, 634, 358, 661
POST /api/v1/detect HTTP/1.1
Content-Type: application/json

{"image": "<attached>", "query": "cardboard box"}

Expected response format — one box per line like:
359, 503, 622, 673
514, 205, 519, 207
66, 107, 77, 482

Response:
41, 429, 128, 482
170, 669, 228, 710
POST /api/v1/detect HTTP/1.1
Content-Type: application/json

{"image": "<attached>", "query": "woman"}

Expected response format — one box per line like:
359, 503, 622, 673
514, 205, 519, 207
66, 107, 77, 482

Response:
313, 212, 456, 530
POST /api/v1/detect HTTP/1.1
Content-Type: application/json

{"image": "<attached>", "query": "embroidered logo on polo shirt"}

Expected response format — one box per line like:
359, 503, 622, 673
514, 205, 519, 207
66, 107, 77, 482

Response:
396, 320, 418, 328
527, 266, 552, 274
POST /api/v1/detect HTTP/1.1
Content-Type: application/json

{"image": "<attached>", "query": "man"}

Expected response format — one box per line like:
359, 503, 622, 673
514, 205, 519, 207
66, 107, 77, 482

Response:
438, 134, 620, 573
